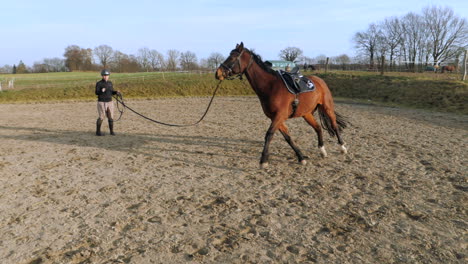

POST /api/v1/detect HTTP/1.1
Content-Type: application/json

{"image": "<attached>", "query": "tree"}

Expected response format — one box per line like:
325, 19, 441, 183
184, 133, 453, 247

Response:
64, 45, 94, 71
422, 5, 468, 65
165, 49, 180, 71
94, 45, 113, 68
354, 5, 467, 72
353, 23, 380, 68
0, 64, 13, 74
206, 52, 225, 71
32, 58, 66, 73
137, 47, 151, 72
32, 62, 48, 73
148, 49, 164, 71
314, 54, 328, 65
45, 58, 66, 72
381, 17, 404, 69
179, 51, 198, 71
335, 54, 351, 70
400, 12, 427, 71
16, 60, 28, 74
279, 47, 303, 62
12, 65, 17, 74
111, 51, 141, 73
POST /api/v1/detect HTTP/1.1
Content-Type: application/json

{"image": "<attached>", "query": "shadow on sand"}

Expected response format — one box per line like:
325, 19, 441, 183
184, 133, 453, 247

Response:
0, 125, 264, 171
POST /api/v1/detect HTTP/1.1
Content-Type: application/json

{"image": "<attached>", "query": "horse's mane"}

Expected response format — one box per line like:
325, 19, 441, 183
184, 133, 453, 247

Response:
246, 49, 278, 77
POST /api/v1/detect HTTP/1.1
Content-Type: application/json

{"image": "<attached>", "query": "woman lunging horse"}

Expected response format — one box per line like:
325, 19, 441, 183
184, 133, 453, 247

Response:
215, 42, 348, 168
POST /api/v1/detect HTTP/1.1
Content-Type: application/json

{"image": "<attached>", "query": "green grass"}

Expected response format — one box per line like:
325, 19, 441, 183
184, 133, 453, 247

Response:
0, 71, 254, 103
1, 71, 467, 114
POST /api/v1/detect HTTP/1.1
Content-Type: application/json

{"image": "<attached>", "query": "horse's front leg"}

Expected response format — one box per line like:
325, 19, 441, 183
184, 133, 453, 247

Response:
260, 121, 280, 168
260, 127, 274, 168
278, 123, 307, 165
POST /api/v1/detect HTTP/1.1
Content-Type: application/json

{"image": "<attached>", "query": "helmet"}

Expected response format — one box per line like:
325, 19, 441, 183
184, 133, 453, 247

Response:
101, 69, 110, 76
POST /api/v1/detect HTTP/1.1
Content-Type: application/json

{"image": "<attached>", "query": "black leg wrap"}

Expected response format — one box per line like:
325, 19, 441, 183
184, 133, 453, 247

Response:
96, 119, 103, 136
109, 119, 115, 135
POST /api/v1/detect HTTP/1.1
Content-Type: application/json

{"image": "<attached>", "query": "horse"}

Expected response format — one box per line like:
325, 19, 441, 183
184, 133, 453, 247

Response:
215, 42, 348, 168
303, 64, 317, 71
441, 65, 455, 73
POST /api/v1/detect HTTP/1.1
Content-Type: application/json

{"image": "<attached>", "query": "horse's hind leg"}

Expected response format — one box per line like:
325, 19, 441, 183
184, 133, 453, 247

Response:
303, 113, 327, 157
322, 106, 347, 154
278, 123, 307, 165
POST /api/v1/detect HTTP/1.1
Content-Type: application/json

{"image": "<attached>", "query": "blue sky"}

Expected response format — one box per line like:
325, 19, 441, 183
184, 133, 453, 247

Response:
1, 0, 467, 66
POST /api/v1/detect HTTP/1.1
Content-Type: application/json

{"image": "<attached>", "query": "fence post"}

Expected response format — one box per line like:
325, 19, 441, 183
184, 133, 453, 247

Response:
380, 55, 385, 76
325, 57, 329, 73
462, 49, 467, 81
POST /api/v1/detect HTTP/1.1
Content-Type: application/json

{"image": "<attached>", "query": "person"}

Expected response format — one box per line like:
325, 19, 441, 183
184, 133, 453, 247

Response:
95, 69, 120, 136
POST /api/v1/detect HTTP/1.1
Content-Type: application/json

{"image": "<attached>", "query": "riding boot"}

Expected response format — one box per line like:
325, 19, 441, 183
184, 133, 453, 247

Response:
96, 118, 104, 136
109, 119, 115, 135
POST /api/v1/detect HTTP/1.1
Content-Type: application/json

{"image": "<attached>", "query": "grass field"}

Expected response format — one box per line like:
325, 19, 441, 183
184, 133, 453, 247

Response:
0, 71, 466, 114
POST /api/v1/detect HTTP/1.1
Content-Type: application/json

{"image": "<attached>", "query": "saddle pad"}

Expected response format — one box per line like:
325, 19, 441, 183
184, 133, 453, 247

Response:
279, 71, 315, 95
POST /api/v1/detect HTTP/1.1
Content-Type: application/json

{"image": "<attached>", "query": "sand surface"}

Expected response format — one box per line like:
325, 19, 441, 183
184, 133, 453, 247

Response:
0, 97, 466, 263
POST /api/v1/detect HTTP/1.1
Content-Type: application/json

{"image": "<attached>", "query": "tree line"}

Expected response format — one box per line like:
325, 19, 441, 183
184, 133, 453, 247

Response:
2, 44, 325, 74
353, 5, 467, 72
0, 45, 230, 74
7, 5, 466, 76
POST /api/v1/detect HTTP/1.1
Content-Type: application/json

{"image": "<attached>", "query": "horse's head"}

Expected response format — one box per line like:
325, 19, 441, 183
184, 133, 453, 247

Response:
215, 42, 251, 80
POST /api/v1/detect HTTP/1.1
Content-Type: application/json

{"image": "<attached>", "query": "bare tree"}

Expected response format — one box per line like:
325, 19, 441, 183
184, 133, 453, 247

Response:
207, 52, 225, 71
64, 45, 94, 71
137, 47, 152, 72
148, 49, 164, 71
94, 45, 113, 68
279, 47, 303, 62
179, 51, 198, 71
111, 51, 126, 73
111, 51, 140, 73
45, 58, 66, 72
423, 5, 468, 65
33, 58, 66, 72
353, 23, 380, 68
0, 64, 13, 73
374, 26, 389, 71
165, 49, 180, 71
381, 17, 404, 69
314, 54, 328, 65
400, 13, 426, 71
335, 54, 351, 70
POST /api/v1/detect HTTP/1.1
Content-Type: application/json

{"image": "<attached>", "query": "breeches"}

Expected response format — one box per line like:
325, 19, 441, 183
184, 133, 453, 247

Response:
97, 101, 114, 120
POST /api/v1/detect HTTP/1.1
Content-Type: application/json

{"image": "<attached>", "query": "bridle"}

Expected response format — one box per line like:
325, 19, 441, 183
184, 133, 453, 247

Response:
220, 49, 254, 80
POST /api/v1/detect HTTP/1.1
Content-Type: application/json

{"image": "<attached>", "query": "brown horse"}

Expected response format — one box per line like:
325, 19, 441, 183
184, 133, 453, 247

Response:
441, 65, 455, 73
215, 42, 348, 168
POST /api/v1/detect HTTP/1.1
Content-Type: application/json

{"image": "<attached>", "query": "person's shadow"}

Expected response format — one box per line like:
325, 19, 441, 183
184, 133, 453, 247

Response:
0, 125, 263, 171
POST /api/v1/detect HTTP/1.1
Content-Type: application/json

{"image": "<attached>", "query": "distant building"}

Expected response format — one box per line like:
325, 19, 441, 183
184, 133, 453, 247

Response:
265, 60, 296, 70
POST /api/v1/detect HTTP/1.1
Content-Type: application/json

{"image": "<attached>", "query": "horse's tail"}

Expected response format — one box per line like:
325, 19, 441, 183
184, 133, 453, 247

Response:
317, 106, 349, 136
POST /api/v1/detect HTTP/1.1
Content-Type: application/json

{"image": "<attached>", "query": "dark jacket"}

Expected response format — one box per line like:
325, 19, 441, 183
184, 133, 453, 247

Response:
95, 79, 117, 102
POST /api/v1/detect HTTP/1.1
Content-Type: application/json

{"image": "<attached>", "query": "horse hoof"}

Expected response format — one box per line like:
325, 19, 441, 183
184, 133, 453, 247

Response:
340, 145, 348, 154
260, 162, 269, 169
319, 146, 328, 158
300, 160, 307, 165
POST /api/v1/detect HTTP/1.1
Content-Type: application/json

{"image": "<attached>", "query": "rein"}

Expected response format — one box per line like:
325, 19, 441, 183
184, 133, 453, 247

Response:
112, 80, 223, 127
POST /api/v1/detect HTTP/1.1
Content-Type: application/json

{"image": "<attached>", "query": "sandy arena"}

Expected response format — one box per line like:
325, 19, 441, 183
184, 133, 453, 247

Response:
0, 97, 466, 263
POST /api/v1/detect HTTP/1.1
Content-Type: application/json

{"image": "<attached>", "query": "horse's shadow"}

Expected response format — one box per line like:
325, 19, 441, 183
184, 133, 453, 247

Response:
0, 125, 263, 171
